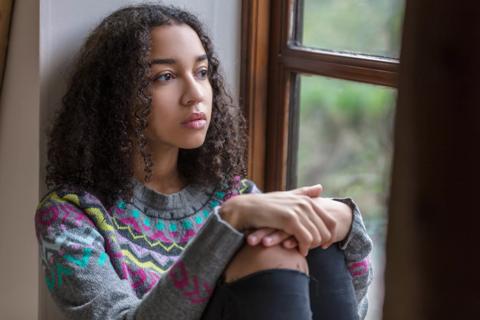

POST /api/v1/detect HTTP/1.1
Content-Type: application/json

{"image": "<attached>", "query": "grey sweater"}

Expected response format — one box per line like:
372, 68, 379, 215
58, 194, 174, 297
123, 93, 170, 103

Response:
35, 179, 373, 319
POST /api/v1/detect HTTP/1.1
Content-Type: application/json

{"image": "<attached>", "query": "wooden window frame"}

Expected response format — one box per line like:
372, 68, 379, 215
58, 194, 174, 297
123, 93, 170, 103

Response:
241, 0, 400, 191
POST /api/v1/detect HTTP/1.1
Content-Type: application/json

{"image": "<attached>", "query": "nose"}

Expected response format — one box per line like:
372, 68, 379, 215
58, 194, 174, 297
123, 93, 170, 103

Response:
181, 75, 205, 106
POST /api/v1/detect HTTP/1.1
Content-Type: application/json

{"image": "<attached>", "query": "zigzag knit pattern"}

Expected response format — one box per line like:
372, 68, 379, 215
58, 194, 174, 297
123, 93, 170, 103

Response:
35, 179, 374, 320
35, 179, 255, 301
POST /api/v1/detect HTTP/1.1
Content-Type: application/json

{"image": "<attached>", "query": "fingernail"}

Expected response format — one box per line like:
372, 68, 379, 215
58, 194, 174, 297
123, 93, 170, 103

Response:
264, 237, 272, 245
250, 236, 257, 243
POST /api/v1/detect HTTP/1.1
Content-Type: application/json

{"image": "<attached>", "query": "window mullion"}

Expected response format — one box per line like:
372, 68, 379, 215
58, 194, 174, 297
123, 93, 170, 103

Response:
264, 0, 293, 191
281, 47, 399, 87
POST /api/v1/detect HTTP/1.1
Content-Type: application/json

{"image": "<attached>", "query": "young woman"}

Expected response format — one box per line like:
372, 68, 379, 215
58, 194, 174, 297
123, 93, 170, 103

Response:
35, 4, 372, 320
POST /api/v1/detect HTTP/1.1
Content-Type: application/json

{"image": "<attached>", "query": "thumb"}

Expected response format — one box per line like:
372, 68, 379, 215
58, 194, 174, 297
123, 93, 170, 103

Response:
290, 184, 323, 197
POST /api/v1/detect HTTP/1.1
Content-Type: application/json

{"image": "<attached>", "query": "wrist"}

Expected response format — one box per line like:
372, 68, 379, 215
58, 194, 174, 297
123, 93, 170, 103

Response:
331, 199, 353, 242
219, 198, 243, 231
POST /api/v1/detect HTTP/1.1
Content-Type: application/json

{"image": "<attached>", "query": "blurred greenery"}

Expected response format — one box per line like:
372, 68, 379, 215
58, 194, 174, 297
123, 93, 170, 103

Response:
295, 1, 405, 319
302, 0, 404, 58
297, 76, 395, 220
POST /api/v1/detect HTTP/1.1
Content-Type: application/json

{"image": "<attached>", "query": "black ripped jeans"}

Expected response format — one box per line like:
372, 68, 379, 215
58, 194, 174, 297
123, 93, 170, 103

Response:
201, 245, 358, 320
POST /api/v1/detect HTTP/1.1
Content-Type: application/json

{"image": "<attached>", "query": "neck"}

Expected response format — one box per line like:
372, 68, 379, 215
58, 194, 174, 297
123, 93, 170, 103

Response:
133, 144, 185, 195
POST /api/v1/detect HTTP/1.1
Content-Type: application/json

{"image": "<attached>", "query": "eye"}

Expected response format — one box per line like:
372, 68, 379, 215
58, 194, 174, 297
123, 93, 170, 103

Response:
196, 68, 209, 80
154, 72, 176, 82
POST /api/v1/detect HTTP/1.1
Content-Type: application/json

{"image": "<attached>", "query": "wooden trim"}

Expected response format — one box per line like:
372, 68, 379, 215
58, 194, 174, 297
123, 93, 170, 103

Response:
281, 47, 399, 87
286, 73, 301, 189
242, 0, 401, 191
240, 0, 271, 190
264, 0, 293, 191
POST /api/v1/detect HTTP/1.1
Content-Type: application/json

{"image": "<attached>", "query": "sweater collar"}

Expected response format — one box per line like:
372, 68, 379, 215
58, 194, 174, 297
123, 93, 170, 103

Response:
131, 179, 215, 219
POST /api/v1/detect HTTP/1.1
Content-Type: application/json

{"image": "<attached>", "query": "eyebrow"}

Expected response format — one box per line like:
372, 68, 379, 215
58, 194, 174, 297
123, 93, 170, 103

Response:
150, 54, 208, 65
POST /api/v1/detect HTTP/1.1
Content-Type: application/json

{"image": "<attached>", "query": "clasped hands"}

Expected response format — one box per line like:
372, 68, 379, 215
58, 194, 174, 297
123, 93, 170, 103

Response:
220, 185, 353, 257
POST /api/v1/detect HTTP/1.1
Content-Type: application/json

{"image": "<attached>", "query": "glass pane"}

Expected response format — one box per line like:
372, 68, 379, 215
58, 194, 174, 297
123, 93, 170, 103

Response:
300, 0, 405, 58
295, 75, 395, 320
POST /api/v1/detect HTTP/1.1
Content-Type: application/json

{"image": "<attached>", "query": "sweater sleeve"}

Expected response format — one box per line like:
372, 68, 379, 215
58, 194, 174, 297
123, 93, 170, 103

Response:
35, 190, 244, 320
239, 180, 373, 320
333, 197, 373, 320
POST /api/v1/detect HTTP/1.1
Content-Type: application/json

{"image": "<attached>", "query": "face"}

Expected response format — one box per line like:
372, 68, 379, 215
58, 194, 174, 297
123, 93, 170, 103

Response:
145, 24, 213, 150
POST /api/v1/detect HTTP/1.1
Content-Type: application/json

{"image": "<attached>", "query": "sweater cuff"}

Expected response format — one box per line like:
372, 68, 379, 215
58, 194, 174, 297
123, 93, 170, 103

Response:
211, 206, 244, 238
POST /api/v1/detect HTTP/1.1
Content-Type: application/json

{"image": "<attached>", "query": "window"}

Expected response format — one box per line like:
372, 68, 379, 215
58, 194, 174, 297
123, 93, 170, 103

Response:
241, 1, 405, 319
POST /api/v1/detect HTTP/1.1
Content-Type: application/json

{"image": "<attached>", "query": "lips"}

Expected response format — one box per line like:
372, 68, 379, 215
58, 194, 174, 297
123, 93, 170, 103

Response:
182, 112, 206, 124
181, 112, 207, 129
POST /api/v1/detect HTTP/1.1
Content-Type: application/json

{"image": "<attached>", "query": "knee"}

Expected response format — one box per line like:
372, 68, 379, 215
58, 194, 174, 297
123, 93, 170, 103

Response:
224, 244, 309, 283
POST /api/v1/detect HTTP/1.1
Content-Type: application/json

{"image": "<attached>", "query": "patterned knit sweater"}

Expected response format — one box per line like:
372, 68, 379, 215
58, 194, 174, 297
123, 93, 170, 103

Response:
35, 179, 373, 320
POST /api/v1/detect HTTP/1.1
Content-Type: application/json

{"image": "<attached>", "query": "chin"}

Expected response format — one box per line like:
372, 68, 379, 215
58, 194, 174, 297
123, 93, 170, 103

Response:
178, 136, 207, 149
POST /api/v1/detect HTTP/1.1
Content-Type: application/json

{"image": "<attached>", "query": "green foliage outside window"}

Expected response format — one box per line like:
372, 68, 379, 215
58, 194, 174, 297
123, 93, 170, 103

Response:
296, 1, 404, 318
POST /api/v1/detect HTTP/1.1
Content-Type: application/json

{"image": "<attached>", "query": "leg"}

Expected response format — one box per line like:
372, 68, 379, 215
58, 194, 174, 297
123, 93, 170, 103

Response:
224, 242, 309, 282
307, 245, 358, 320
201, 244, 312, 320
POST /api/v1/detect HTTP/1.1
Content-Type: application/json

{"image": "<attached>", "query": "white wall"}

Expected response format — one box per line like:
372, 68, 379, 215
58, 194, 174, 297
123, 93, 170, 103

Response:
0, 0, 241, 319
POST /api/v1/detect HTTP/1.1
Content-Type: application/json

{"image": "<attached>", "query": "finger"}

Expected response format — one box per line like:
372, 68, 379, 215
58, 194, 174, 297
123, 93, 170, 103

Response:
301, 197, 340, 249
291, 196, 324, 247
312, 216, 333, 249
312, 199, 337, 231
281, 213, 313, 257
290, 184, 323, 198
262, 230, 291, 247
247, 228, 276, 246
309, 200, 336, 247
296, 205, 323, 248
282, 237, 298, 249
283, 197, 321, 253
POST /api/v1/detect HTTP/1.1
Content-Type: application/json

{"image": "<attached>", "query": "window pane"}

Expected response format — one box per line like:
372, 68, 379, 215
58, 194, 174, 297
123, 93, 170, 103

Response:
300, 0, 405, 58
294, 75, 395, 320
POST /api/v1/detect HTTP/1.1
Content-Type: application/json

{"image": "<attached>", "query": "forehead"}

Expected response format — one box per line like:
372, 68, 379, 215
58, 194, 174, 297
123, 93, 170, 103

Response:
149, 24, 206, 59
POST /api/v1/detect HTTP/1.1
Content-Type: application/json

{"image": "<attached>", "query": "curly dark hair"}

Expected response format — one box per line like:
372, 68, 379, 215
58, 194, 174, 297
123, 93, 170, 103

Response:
46, 4, 247, 207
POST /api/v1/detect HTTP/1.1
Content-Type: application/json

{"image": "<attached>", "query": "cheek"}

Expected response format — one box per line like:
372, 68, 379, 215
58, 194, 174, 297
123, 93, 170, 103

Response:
146, 102, 176, 136
150, 93, 175, 118
205, 84, 214, 115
